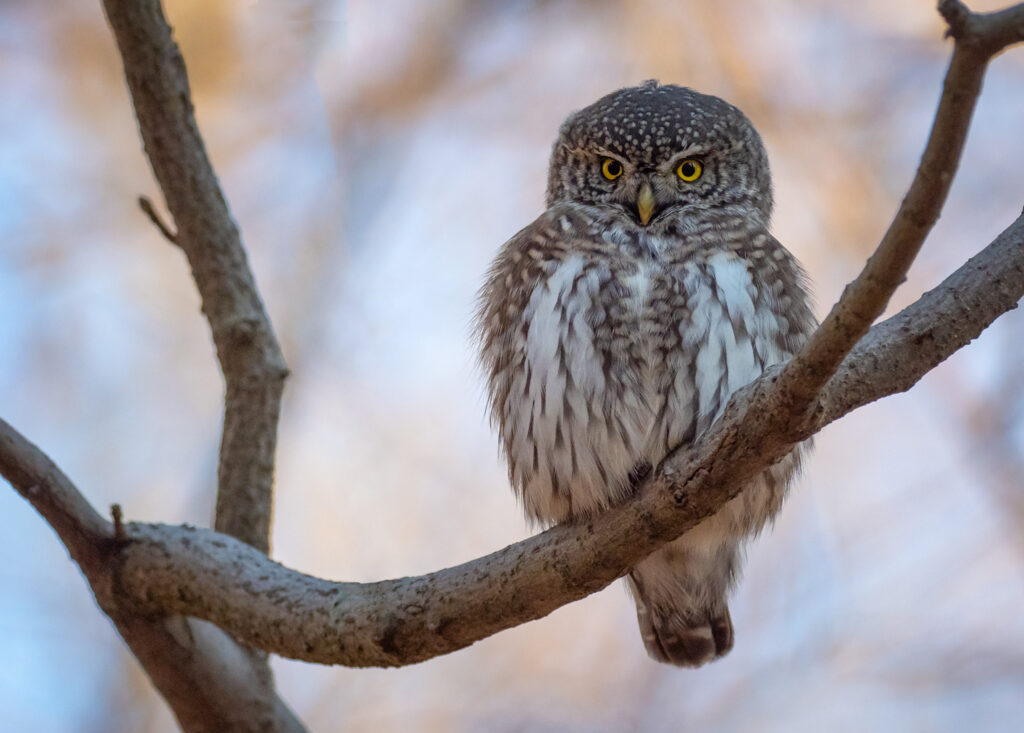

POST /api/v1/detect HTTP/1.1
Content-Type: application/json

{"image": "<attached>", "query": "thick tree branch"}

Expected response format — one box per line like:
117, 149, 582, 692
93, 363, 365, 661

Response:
102, 0, 288, 553
57, 211, 1023, 667
4, 203, 1018, 681
82, 0, 295, 729
820, 215, 1024, 424
0, 420, 305, 732
91, 0, 1024, 667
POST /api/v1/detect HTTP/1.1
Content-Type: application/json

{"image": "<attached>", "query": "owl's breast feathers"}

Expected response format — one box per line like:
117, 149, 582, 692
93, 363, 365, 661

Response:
477, 205, 814, 524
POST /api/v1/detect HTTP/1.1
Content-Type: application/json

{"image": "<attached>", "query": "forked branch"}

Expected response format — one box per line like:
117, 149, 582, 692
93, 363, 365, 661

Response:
81, 210, 1024, 666
777, 0, 1024, 410
2, 211, 1021, 668
103, 0, 288, 554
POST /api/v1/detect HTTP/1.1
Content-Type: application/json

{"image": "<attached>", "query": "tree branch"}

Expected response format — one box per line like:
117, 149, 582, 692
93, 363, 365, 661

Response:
941, 0, 1024, 53
82, 0, 296, 729
0, 419, 305, 732
777, 0, 1024, 410
83, 212, 1024, 666
0, 424, 112, 578
102, 0, 288, 554
820, 215, 1024, 425
95, 0, 1024, 667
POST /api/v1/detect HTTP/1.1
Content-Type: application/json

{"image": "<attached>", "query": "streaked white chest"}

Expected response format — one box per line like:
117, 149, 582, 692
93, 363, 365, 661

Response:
507, 247, 787, 519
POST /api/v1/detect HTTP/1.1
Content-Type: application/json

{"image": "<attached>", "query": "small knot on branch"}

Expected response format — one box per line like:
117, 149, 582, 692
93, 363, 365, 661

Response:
939, 0, 972, 38
940, 1, 1024, 61
219, 315, 261, 348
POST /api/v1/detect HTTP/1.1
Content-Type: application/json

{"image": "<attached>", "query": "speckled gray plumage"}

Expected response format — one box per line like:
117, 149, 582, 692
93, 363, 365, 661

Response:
477, 81, 815, 667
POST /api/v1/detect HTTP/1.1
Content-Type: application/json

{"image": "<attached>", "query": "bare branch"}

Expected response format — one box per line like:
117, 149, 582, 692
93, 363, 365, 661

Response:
99, 212, 1022, 667
102, 0, 288, 554
96, 0, 1024, 662
940, 0, 1024, 53
820, 215, 1024, 424
0, 420, 112, 578
777, 0, 1024, 410
67, 0, 298, 728
3, 213, 1020, 679
0, 419, 305, 732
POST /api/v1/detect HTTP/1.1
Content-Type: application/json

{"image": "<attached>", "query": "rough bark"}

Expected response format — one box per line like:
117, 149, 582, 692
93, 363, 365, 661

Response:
0, 423, 305, 732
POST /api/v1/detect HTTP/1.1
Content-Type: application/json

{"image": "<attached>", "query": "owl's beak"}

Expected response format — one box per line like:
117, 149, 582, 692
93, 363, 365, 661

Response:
636, 183, 655, 226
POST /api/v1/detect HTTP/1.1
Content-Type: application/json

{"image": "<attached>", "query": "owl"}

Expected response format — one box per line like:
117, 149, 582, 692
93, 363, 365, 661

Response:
476, 81, 815, 666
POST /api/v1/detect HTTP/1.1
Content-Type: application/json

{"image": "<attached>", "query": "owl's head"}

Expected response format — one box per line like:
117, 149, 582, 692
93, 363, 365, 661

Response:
546, 81, 772, 228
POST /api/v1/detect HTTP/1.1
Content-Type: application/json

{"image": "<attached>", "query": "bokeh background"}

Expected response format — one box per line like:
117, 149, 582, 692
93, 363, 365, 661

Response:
2, 0, 1024, 731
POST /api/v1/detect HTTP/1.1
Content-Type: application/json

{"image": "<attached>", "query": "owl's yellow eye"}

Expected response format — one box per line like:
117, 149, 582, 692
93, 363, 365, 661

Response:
601, 158, 623, 180
676, 159, 703, 182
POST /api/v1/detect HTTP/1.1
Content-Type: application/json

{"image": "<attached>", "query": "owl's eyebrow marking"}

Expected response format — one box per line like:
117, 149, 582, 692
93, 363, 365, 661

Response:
592, 147, 628, 161
667, 146, 712, 162
663, 141, 740, 168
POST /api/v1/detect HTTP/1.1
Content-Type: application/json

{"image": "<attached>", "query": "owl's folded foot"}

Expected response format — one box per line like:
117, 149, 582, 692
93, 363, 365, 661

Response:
632, 583, 734, 667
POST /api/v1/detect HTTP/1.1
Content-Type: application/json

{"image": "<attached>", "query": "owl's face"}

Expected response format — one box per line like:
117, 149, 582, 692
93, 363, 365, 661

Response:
546, 82, 772, 230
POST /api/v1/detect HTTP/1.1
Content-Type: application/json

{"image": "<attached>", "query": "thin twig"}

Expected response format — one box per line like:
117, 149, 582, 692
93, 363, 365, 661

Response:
137, 196, 178, 244
111, 503, 126, 542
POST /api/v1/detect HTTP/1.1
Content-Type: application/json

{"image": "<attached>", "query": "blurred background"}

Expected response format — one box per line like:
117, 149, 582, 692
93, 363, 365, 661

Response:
1, 0, 1023, 730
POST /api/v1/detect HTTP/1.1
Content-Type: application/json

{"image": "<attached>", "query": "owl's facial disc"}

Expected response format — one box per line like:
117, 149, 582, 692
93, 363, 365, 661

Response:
546, 84, 774, 221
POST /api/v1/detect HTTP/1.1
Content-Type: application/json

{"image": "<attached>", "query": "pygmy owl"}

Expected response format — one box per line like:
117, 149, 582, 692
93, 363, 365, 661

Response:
476, 81, 815, 666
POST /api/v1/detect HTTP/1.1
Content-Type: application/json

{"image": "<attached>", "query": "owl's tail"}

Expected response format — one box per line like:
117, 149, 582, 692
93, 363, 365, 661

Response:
626, 548, 737, 667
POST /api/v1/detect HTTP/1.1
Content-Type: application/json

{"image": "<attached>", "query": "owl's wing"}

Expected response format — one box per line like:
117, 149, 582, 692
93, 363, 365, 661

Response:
475, 208, 648, 523
477, 213, 567, 521
475, 217, 553, 445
